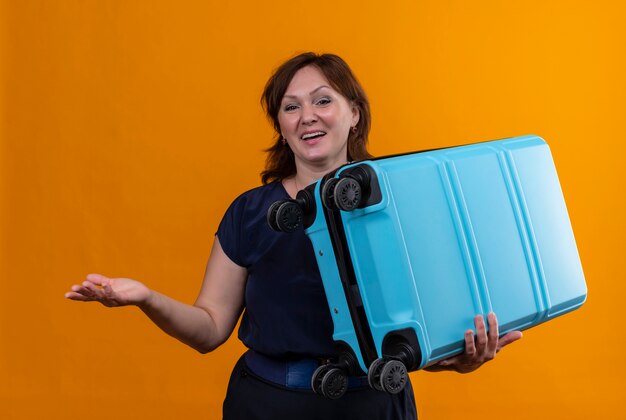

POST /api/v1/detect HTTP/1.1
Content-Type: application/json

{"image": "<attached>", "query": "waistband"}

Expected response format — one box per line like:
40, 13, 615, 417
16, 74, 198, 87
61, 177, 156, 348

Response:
243, 350, 368, 391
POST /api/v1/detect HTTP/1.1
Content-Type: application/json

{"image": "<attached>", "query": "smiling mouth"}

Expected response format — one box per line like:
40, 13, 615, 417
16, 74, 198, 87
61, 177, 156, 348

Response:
301, 131, 327, 141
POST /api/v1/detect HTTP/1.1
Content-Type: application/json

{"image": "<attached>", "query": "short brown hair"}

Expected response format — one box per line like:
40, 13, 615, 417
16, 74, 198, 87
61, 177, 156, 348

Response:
260, 52, 373, 184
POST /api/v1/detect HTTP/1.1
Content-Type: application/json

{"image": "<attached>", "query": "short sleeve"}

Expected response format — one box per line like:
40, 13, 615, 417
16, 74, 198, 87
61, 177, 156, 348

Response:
216, 194, 248, 268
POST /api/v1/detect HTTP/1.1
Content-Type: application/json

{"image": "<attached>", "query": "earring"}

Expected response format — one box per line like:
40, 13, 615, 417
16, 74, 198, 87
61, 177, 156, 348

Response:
281, 136, 287, 145
351, 126, 357, 133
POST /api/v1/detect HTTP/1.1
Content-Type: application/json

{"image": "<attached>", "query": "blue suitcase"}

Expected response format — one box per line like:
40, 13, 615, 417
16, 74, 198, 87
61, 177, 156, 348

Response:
267, 135, 587, 399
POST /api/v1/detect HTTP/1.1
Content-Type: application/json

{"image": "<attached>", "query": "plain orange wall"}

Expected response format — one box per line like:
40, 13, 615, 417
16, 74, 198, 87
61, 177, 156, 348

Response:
2, 1, 625, 419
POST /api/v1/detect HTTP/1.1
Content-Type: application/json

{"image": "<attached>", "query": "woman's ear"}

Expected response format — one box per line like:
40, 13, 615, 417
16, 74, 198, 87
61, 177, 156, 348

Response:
351, 104, 360, 128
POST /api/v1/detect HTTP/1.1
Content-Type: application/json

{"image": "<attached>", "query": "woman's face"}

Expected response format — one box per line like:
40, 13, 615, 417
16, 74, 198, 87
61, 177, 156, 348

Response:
278, 65, 359, 172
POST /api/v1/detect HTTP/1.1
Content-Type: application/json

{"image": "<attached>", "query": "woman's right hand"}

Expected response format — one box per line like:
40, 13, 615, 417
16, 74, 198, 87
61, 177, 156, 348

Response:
65, 273, 152, 307
64, 240, 247, 353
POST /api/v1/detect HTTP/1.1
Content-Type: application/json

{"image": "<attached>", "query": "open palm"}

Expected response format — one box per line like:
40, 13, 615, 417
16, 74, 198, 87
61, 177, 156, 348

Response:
65, 273, 151, 307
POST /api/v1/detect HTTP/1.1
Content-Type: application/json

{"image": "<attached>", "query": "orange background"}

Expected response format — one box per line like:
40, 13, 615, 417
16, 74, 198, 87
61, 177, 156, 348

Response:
1, 1, 625, 419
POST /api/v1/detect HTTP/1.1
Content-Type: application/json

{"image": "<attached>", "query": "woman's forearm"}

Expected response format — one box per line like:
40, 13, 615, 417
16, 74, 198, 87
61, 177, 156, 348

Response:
138, 290, 225, 354
65, 241, 246, 353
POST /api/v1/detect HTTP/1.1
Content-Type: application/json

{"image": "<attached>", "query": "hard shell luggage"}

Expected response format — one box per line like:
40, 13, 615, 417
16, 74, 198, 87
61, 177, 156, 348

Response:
267, 135, 587, 399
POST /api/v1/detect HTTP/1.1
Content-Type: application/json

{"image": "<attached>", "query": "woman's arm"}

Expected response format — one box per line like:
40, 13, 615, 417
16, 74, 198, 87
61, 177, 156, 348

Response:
424, 312, 523, 373
65, 238, 247, 353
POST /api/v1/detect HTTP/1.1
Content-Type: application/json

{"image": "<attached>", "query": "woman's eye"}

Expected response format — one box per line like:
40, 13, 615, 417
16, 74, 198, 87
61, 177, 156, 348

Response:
316, 97, 331, 106
284, 104, 298, 112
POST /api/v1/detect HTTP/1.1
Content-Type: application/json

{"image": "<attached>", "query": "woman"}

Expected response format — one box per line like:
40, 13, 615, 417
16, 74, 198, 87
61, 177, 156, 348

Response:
65, 52, 522, 419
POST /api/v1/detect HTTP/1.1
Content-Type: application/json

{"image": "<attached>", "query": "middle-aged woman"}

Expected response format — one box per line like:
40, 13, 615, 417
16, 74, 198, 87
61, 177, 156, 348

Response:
65, 52, 523, 419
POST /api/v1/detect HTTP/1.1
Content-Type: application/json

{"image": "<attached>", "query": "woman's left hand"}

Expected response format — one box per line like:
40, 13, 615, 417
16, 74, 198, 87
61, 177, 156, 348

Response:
425, 312, 523, 374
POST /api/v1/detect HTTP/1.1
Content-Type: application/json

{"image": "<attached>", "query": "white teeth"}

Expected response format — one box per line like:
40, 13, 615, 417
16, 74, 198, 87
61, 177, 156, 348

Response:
301, 131, 326, 140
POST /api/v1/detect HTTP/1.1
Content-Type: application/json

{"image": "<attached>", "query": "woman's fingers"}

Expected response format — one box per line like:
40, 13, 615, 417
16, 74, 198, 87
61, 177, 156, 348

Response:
103, 283, 115, 297
474, 314, 488, 353
85, 273, 109, 286
497, 331, 523, 351
429, 313, 523, 374
486, 312, 499, 356
83, 281, 109, 301
65, 275, 109, 301
64, 291, 92, 301
426, 312, 523, 374
65, 285, 97, 300
464, 329, 476, 356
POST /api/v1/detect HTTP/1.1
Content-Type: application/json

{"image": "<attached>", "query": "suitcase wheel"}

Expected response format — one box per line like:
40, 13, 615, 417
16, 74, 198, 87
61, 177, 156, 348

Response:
312, 364, 348, 399
367, 358, 386, 392
311, 364, 331, 395
368, 358, 408, 394
276, 201, 303, 232
321, 177, 340, 211
320, 368, 348, 399
266, 200, 284, 231
380, 360, 408, 394
266, 200, 303, 232
334, 177, 362, 211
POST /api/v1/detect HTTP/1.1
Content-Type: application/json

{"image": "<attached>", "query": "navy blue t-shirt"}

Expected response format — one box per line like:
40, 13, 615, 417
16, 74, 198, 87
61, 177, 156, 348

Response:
216, 182, 336, 358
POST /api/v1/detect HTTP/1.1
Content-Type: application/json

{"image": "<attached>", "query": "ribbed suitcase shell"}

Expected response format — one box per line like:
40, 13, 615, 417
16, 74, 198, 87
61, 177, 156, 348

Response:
305, 135, 587, 374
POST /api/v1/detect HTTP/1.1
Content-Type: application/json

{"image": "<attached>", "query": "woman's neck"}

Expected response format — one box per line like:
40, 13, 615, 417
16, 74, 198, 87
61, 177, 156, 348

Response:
293, 158, 348, 187
284, 158, 348, 198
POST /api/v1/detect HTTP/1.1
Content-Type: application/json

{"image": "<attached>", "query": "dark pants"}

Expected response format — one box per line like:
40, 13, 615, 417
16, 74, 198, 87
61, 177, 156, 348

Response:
223, 355, 418, 420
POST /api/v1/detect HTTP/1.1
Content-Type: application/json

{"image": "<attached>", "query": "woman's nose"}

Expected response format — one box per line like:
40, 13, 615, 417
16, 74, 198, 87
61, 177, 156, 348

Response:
301, 104, 318, 125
